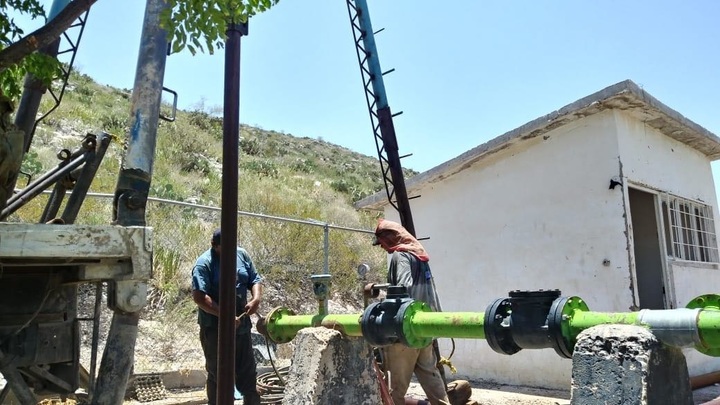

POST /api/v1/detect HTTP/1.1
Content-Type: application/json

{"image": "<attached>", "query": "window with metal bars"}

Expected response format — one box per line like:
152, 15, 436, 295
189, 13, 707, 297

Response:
661, 195, 719, 263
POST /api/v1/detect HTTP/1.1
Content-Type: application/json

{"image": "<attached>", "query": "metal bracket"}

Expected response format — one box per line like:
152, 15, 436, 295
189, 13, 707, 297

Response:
108, 280, 148, 313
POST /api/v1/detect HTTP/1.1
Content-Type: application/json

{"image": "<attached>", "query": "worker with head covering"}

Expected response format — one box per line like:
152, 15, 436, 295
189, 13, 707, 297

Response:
372, 219, 450, 405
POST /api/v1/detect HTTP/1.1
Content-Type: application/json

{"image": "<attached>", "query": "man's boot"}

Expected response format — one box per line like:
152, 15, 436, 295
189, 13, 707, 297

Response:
446, 380, 472, 405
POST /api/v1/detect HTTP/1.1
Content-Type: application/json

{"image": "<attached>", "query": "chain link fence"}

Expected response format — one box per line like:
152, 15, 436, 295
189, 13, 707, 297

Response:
74, 194, 384, 378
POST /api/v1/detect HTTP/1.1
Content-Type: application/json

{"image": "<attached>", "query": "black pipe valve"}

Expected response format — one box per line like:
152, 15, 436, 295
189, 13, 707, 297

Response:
484, 289, 572, 358
360, 285, 416, 347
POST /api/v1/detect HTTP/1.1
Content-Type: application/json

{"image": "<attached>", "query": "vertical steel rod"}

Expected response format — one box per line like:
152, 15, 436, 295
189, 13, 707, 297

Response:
88, 282, 103, 401
323, 224, 330, 274
218, 21, 247, 405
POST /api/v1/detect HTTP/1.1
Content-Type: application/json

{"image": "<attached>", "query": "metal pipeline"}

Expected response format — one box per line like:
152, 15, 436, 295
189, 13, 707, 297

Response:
258, 308, 363, 344
258, 286, 720, 360
564, 294, 720, 357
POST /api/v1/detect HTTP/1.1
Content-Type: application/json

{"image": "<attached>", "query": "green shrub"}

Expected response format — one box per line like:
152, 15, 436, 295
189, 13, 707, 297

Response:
290, 158, 316, 173
240, 136, 260, 156
241, 159, 278, 178
20, 150, 43, 176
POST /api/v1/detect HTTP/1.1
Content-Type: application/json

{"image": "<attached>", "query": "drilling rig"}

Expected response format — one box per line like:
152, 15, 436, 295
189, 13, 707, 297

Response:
0, 0, 170, 403
0, 0, 423, 403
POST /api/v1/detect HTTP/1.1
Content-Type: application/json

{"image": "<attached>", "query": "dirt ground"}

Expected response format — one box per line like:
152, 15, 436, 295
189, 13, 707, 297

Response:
119, 380, 720, 405
406, 381, 570, 405
122, 385, 569, 405
119, 379, 720, 405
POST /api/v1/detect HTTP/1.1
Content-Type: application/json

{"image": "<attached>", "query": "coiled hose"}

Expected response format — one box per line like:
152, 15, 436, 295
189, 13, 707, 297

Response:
258, 365, 289, 404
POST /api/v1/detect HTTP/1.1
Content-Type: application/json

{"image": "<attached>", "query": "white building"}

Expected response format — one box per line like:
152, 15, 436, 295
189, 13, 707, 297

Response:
356, 80, 720, 389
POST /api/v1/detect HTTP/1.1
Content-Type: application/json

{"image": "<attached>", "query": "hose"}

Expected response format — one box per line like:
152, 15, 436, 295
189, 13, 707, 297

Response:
437, 338, 458, 374
257, 365, 289, 404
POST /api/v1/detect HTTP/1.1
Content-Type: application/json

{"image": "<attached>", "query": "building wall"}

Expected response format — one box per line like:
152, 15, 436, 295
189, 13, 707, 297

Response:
614, 111, 720, 376
386, 111, 633, 389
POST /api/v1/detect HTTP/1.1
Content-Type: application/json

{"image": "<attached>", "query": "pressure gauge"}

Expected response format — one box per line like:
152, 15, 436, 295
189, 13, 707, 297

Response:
357, 263, 370, 278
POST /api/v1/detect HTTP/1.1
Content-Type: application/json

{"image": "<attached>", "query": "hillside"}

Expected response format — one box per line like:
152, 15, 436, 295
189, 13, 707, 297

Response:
9, 69, 418, 314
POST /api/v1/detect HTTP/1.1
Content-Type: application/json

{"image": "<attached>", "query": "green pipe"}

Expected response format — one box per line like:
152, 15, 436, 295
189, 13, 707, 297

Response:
262, 294, 720, 358
265, 305, 486, 348
695, 310, 720, 356
568, 311, 641, 342
265, 308, 362, 343
565, 300, 720, 357
407, 312, 486, 341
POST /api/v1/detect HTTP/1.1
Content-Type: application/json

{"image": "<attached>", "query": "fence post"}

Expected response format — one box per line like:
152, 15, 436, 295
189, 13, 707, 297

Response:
323, 224, 330, 275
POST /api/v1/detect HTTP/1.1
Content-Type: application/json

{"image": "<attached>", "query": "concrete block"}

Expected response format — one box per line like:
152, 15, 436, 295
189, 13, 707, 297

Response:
281, 327, 381, 405
570, 324, 692, 405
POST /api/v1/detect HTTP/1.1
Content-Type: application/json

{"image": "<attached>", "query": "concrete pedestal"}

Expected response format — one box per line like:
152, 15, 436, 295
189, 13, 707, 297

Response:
281, 327, 381, 405
570, 324, 692, 405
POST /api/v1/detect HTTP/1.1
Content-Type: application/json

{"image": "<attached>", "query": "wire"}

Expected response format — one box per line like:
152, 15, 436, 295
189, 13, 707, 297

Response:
437, 338, 458, 375
257, 365, 289, 405
264, 334, 284, 387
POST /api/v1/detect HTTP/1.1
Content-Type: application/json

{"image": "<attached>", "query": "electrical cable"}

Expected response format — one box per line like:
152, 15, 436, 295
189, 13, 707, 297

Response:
257, 364, 289, 405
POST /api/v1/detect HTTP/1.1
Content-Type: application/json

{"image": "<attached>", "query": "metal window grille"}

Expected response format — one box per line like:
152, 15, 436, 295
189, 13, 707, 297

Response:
662, 195, 719, 263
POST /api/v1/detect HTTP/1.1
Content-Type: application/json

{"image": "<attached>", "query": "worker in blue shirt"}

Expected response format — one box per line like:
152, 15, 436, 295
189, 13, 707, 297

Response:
191, 229, 263, 405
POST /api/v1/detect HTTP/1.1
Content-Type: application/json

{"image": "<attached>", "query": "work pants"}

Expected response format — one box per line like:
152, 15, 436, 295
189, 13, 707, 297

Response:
200, 326, 260, 405
383, 343, 449, 405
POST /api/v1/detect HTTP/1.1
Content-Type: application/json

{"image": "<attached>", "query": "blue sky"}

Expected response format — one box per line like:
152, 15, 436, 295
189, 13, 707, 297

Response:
13, 1, 720, 187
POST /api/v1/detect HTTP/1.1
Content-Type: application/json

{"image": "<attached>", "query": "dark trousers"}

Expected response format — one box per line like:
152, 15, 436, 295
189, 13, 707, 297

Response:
200, 326, 260, 405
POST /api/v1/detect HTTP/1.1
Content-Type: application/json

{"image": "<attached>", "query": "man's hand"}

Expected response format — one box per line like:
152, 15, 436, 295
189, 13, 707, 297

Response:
245, 298, 260, 316
235, 312, 247, 329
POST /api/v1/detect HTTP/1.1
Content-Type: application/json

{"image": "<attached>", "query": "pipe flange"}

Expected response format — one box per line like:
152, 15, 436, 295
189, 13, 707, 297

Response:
361, 301, 393, 347
400, 300, 433, 349
686, 294, 720, 357
547, 296, 589, 359
484, 298, 521, 355
687, 294, 720, 311
261, 306, 296, 344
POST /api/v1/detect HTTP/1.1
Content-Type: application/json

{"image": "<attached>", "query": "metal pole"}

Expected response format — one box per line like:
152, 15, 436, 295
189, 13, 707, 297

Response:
323, 224, 329, 274
353, 0, 415, 236
91, 312, 140, 405
61, 132, 112, 223
0, 153, 87, 219
96, 0, 167, 402
14, 0, 71, 152
217, 21, 247, 405
88, 282, 103, 401
113, 0, 169, 226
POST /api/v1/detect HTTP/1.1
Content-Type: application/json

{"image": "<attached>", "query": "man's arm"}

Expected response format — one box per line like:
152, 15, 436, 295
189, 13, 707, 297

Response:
192, 290, 219, 317
389, 252, 413, 287
245, 283, 263, 315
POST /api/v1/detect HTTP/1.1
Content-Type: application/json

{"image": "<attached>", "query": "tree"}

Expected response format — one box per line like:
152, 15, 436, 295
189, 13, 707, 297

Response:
160, 0, 280, 55
0, 0, 279, 100
0, 0, 98, 99
0, 0, 280, 210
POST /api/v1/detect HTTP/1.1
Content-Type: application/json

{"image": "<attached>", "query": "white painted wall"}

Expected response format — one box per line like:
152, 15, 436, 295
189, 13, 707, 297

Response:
615, 110, 720, 376
614, 111, 717, 203
380, 110, 720, 387
385, 111, 635, 389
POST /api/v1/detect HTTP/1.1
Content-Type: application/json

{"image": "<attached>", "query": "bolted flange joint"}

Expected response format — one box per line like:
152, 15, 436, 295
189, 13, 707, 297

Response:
484, 289, 579, 358
361, 285, 415, 347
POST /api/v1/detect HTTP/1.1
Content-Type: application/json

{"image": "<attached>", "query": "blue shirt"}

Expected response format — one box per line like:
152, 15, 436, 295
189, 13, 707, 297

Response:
191, 247, 262, 332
